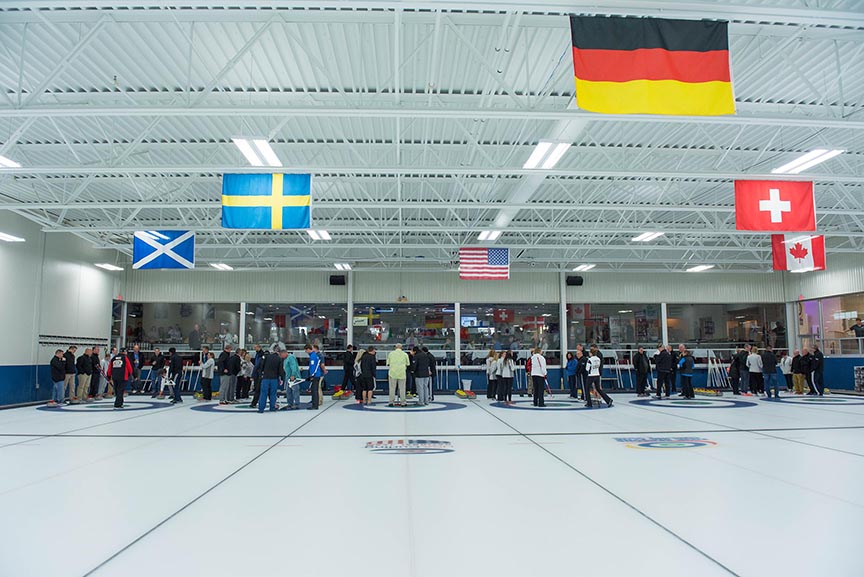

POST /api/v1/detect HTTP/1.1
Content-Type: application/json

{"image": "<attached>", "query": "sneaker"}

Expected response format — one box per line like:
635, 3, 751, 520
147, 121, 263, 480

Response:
95, 395, 103, 400
388, 403, 395, 407
607, 400, 614, 408
306, 406, 318, 410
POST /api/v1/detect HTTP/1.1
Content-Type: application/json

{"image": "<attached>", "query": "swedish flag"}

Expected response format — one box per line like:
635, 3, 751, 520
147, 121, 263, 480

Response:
221, 173, 311, 229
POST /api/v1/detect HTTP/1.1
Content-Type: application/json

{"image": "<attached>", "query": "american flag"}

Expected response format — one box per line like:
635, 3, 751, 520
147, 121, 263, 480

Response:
459, 247, 510, 280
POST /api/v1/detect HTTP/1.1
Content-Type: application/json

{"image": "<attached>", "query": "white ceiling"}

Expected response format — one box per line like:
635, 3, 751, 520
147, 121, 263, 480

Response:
0, 0, 863, 272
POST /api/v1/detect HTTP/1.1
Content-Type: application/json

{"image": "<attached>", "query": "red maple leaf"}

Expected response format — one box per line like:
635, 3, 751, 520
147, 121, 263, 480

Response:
789, 242, 809, 262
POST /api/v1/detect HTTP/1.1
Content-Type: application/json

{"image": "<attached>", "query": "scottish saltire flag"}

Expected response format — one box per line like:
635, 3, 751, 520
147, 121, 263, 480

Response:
133, 231, 195, 270
221, 173, 311, 229
459, 247, 510, 280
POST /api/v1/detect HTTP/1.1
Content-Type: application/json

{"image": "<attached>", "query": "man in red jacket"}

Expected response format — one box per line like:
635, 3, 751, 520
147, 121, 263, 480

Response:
111, 348, 134, 409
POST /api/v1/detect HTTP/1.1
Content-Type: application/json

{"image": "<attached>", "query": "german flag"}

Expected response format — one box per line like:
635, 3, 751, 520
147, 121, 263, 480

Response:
570, 16, 735, 116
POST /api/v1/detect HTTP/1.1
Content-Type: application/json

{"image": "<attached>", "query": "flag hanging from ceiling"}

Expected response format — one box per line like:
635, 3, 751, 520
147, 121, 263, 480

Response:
735, 180, 816, 231
771, 234, 826, 272
459, 247, 510, 280
221, 173, 311, 229
132, 230, 195, 270
569, 16, 735, 116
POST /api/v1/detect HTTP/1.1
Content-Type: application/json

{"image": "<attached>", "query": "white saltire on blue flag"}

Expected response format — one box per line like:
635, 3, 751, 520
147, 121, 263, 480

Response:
133, 230, 195, 270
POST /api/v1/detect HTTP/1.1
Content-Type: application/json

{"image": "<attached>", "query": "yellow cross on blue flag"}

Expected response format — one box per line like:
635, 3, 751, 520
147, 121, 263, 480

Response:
221, 173, 311, 229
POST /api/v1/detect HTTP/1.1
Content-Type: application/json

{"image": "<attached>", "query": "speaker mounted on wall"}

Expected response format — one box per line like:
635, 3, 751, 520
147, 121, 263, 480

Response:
566, 275, 584, 286
329, 275, 346, 286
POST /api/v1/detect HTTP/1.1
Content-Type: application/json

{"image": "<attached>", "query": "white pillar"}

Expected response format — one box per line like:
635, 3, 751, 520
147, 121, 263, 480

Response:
559, 271, 568, 386
239, 302, 247, 349
120, 301, 128, 348
785, 301, 798, 353
454, 302, 461, 368
347, 271, 354, 347
661, 302, 669, 347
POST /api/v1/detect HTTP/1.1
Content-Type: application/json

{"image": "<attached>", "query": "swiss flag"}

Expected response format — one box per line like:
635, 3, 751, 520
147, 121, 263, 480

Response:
735, 180, 816, 231
771, 234, 826, 272
494, 309, 514, 323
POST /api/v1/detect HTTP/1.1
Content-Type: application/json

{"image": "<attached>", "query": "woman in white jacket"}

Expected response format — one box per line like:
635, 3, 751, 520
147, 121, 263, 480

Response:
747, 347, 764, 395
496, 350, 515, 405
485, 349, 499, 401
530, 348, 547, 407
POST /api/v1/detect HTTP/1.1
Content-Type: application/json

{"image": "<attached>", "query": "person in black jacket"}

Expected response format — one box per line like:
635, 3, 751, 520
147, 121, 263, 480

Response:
150, 348, 165, 398
359, 346, 377, 406
791, 349, 805, 394
49, 349, 66, 407
575, 348, 588, 400
424, 346, 437, 402
761, 345, 780, 399
220, 348, 241, 404
811, 344, 825, 396
168, 347, 184, 404
111, 349, 133, 409
800, 347, 815, 395
89, 346, 102, 400
411, 345, 433, 406
63, 346, 78, 403
341, 345, 356, 394
667, 345, 679, 394
258, 346, 287, 413
728, 346, 742, 395
632, 346, 651, 397
654, 344, 671, 399
74, 348, 93, 404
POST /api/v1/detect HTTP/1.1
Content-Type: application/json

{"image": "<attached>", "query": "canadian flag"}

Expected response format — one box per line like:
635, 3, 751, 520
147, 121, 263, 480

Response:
735, 180, 816, 231
771, 234, 826, 272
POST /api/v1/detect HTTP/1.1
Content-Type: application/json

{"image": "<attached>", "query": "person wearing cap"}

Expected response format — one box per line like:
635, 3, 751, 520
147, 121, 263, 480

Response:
258, 344, 287, 413
386, 343, 410, 407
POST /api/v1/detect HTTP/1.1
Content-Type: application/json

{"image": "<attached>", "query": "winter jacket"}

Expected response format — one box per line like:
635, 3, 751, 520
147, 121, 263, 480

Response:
736, 350, 750, 373
64, 351, 76, 374
586, 355, 601, 377
497, 357, 515, 379
780, 356, 793, 375
812, 349, 825, 373
746, 353, 763, 373
76, 354, 92, 375
308, 351, 325, 378
216, 351, 230, 374
654, 349, 672, 373
50, 356, 66, 382
564, 358, 578, 376
761, 350, 778, 374
530, 353, 547, 377
342, 350, 355, 370
360, 351, 377, 378
151, 353, 165, 372
799, 353, 813, 374
632, 351, 651, 375
485, 357, 498, 380
226, 353, 242, 376
412, 351, 433, 378
200, 358, 215, 379
169, 353, 183, 376
791, 354, 803, 374
729, 353, 741, 379
576, 355, 589, 377
284, 354, 301, 380
110, 354, 133, 382
261, 352, 286, 380
678, 353, 694, 376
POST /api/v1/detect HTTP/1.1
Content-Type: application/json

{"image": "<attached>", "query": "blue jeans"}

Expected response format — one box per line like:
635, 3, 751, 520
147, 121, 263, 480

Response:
151, 374, 162, 396
258, 379, 279, 412
764, 372, 779, 397
286, 381, 300, 407
740, 370, 750, 393
52, 380, 64, 403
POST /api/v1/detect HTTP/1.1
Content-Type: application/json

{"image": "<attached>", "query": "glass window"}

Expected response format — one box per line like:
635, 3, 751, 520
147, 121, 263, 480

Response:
125, 303, 240, 351
566, 303, 661, 348
245, 303, 348, 358
818, 292, 864, 355
796, 299, 821, 352
111, 301, 123, 344
460, 304, 560, 365
666, 303, 786, 349
352, 304, 455, 357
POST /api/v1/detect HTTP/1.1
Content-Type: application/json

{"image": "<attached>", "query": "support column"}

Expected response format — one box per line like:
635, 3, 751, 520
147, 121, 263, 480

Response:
559, 271, 568, 387
785, 301, 798, 353
661, 302, 669, 347
347, 271, 354, 347
239, 302, 247, 349
454, 302, 461, 368
120, 301, 128, 349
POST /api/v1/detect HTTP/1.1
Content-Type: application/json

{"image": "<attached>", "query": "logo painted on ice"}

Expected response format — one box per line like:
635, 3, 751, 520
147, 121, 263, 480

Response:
365, 439, 454, 455
615, 437, 719, 450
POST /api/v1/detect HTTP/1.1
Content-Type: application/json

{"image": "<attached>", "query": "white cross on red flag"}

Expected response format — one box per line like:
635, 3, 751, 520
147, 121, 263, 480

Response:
735, 180, 815, 231
771, 234, 825, 272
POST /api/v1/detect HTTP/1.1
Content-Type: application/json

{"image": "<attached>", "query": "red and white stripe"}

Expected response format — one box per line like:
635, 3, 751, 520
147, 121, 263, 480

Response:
459, 247, 510, 280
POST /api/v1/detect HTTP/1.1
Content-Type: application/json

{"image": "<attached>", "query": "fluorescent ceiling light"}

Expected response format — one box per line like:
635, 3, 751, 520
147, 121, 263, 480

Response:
210, 263, 233, 271
145, 230, 170, 240
307, 229, 331, 241
252, 139, 282, 167
478, 230, 502, 241
540, 143, 571, 169
0, 155, 21, 168
246, 311, 255, 315
618, 310, 633, 314
572, 264, 596, 272
232, 138, 263, 166
264, 317, 273, 321
632, 232, 665, 242
790, 267, 818, 274
523, 141, 554, 169
686, 264, 715, 272
782, 235, 818, 244
317, 230, 331, 240
94, 263, 123, 271
0, 232, 26, 242
771, 149, 844, 174
335, 263, 352, 271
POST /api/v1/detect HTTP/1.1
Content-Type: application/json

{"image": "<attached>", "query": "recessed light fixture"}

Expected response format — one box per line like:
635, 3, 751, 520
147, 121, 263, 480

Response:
632, 232, 665, 242
735, 316, 746, 319
572, 264, 596, 272
477, 230, 502, 241
264, 317, 273, 321
145, 230, 170, 240
618, 310, 633, 314
232, 138, 264, 166
771, 149, 844, 174
0, 232, 26, 242
335, 263, 352, 271
790, 267, 818, 274
686, 264, 715, 272
252, 139, 282, 167
523, 141, 571, 169
0, 155, 21, 168
246, 311, 255, 315
210, 263, 233, 271
307, 229, 331, 241
95, 263, 123, 271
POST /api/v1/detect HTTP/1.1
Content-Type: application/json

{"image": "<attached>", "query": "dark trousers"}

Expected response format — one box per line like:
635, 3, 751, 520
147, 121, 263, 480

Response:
576, 373, 586, 400
805, 372, 816, 394
750, 372, 764, 394
201, 377, 213, 400
90, 373, 100, 397
567, 374, 577, 397
783, 374, 793, 391
656, 372, 670, 397
498, 377, 513, 402
586, 375, 612, 406
309, 376, 322, 408
342, 369, 357, 392
680, 375, 694, 399
636, 372, 648, 395
669, 371, 678, 393
812, 371, 824, 395
730, 374, 740, 395
532, 375, 546, 406
250, 377, 261, 406
171, 373, 183, 402
114, 380, 127, 407
237, 376, 251, 399
487, 378, 498, 399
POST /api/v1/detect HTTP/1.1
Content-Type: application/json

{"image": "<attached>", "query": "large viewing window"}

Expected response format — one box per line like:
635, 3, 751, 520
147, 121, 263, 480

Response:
352, 304, 455, 354
666, 303, 786, 349
125, 303, 240, 351
819, 292, 864, 355
566, 303, 661, 349
460, 304, 560, 364
244, 303, 348, 355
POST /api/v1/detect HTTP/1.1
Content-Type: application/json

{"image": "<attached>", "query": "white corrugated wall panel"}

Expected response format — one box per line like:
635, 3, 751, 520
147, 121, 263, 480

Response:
787, 254, 864, 301
123, 270, 347, 303
353, 272, 559, 304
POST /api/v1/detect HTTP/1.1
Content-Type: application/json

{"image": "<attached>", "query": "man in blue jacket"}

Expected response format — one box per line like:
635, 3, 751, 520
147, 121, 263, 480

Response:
306, 344, 324, 410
